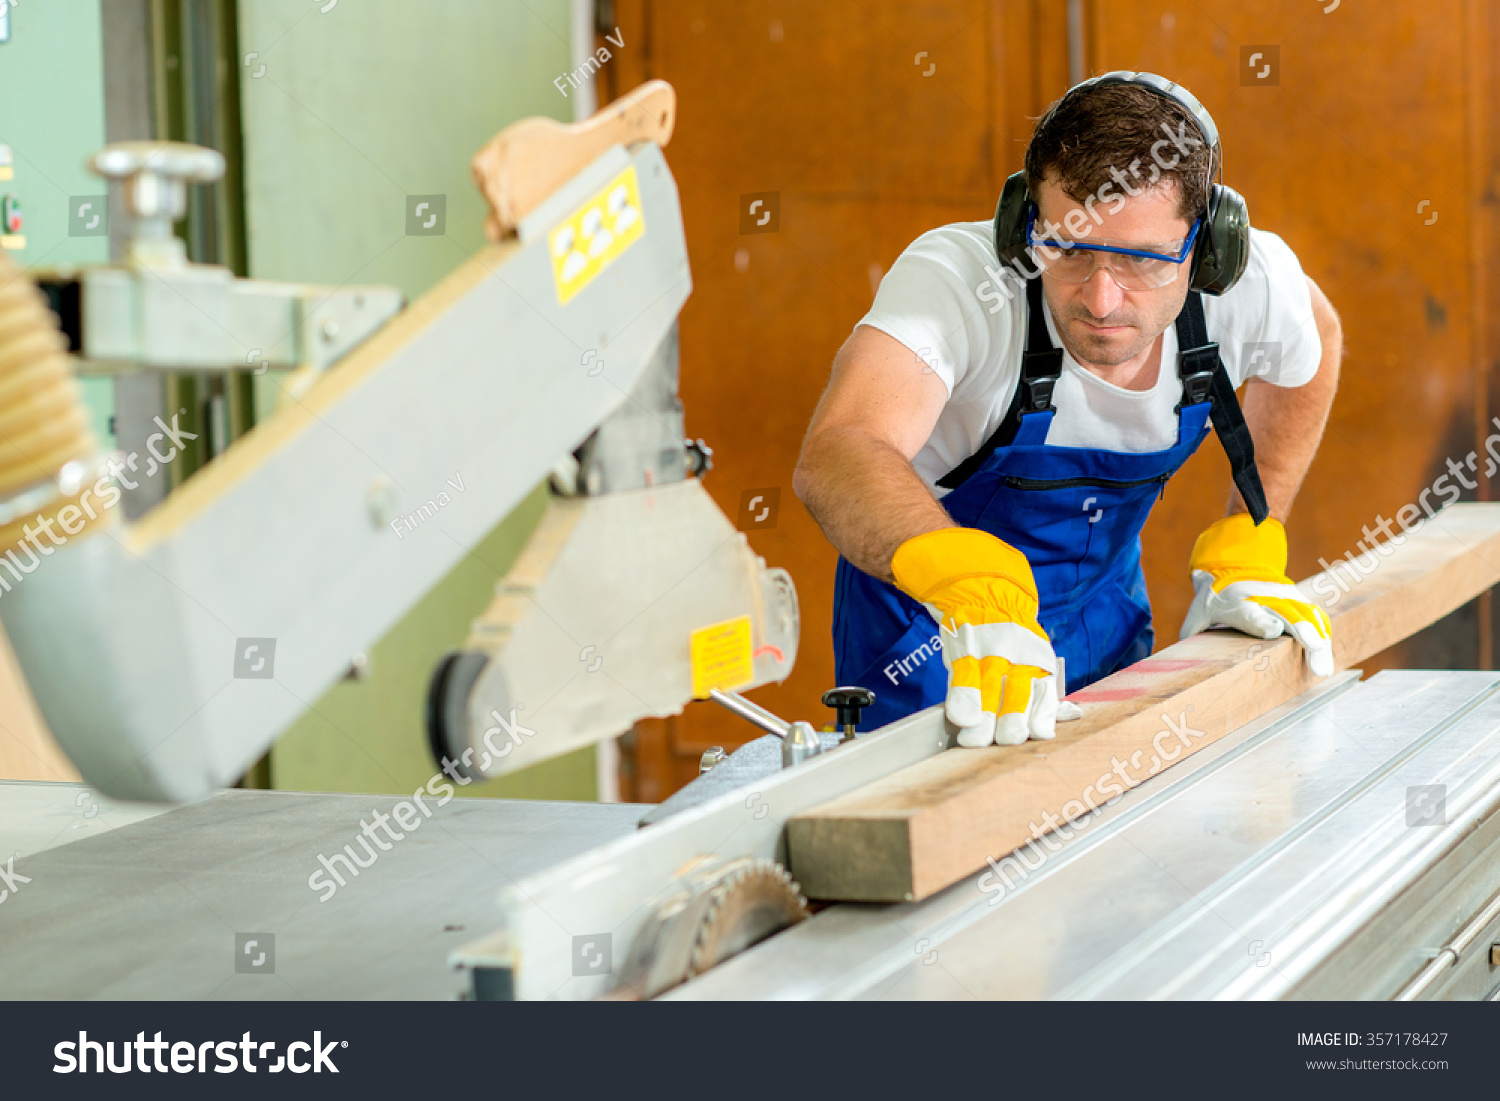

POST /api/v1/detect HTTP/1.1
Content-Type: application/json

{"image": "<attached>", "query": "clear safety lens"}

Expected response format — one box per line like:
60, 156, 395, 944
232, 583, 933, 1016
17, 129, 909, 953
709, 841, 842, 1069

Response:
1032, 243, 1185, 290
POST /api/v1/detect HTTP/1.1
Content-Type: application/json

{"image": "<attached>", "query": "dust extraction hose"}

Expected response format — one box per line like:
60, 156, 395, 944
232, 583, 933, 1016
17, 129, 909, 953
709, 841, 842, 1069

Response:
0, 251, 113, 558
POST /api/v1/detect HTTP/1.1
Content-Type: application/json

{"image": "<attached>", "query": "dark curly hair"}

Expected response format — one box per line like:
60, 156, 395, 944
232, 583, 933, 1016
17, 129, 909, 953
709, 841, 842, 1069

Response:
1024, 82, 1220, 222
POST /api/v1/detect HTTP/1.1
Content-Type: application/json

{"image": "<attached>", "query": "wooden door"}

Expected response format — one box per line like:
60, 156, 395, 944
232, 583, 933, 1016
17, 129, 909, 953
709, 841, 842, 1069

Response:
604, 0, 1500, 801
1088, 0, 1500, 672
606, 0, 1076, 800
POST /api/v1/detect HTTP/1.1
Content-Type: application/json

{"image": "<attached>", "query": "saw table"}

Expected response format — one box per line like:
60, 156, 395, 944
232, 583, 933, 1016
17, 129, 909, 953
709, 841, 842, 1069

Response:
0, 784, 644, 999
5, 668, 1500, 1000
667, 669, 1500, 1000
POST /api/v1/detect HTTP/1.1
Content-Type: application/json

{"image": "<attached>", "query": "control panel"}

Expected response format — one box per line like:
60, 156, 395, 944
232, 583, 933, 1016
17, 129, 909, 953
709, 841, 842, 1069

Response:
0, 144, 22, 251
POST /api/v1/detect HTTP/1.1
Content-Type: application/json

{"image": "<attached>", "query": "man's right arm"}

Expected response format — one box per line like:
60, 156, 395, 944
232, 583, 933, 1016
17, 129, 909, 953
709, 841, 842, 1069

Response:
792, 324, 955, 584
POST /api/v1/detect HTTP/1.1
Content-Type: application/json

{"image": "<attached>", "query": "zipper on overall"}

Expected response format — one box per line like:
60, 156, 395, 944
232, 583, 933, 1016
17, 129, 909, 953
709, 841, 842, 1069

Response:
1002, 473, 1170, 499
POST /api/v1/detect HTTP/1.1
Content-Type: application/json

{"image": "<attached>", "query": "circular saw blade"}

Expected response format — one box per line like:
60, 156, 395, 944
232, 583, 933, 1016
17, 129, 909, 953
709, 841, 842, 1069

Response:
687, 858, 808, 977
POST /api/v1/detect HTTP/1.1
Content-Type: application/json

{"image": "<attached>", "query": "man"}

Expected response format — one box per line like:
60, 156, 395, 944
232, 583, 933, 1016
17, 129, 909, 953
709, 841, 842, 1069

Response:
794, 72, 1341, 747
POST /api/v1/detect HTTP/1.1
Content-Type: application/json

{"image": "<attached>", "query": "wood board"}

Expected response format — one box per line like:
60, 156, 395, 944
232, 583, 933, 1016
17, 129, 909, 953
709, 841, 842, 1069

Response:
470, 79, 675, 239
786, 503, 1500, 902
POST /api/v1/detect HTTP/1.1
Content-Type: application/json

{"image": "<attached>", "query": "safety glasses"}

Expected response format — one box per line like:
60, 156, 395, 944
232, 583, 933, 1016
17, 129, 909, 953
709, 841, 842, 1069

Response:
1026, 208, 1201, 290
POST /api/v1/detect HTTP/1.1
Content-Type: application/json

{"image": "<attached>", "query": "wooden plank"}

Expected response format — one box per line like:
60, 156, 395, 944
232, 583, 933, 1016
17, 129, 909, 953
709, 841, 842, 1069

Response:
469, 79, 675, 239
786, 503, 1500, 902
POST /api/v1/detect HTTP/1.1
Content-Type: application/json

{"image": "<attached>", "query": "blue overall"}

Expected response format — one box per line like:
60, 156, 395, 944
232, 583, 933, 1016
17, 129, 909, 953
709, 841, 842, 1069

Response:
832, 278, 1247, 732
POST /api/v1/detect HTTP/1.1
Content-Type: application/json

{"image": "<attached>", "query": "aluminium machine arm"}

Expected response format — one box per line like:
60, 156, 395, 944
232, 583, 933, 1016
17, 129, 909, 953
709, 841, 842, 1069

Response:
0, 80, 796, 802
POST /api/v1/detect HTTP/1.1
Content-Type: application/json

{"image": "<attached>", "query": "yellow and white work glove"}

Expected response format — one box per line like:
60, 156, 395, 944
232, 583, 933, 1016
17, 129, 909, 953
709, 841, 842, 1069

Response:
892, 528, 1062, 747
1179, 513, 1334, 676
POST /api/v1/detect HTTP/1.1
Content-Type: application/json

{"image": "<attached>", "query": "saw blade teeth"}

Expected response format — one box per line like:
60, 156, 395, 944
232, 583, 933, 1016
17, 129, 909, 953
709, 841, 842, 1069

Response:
685, 858, 809, 977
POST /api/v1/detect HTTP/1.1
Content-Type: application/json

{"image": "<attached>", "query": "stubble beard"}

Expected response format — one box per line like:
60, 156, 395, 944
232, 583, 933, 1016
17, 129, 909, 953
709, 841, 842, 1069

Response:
1061, 316, 1153, 369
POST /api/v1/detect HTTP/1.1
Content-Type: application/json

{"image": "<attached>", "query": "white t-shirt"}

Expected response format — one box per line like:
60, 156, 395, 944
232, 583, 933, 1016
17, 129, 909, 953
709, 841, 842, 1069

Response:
858, 222, 1322, 495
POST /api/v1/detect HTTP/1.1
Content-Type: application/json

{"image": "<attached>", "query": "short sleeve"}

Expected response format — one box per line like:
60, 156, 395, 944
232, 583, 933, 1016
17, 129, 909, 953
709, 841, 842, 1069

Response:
856, 225, 1010, 398
1212, 228, 1323, 390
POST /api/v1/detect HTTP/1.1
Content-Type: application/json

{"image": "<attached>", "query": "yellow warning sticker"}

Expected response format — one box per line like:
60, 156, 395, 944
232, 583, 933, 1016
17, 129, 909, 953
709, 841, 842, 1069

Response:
549, 164, 646, 305
690, 615, 754, 699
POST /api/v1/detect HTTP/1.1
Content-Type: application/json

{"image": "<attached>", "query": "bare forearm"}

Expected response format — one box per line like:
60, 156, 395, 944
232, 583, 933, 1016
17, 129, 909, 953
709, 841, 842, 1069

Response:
1230, 284, 1342, 522
794, 427, 955, 584
1233, 372, 1336, 521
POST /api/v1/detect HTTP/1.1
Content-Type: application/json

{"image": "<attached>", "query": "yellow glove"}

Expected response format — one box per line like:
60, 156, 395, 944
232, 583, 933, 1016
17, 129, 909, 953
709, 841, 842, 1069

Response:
1178, 514, 1334, 676
893, 528, 1060, 747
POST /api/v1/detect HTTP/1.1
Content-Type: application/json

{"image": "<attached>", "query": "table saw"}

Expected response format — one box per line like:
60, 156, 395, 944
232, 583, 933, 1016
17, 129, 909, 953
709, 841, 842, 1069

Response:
3, 81, 1500, 1002
4, 668, 1500, 1000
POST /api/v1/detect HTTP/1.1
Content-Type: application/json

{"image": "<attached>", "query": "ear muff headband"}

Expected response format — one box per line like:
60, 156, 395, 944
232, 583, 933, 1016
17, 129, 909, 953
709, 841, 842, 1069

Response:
994, 70, 1250, 296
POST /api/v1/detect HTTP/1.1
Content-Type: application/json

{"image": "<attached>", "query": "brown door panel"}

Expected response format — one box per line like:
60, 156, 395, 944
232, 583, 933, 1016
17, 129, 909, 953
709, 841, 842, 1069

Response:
611, 1, 1499, 796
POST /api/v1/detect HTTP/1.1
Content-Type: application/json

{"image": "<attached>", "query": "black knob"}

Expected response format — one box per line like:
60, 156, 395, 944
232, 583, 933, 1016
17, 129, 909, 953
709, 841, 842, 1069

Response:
822, 686, 875, 742
684, 437, 713, 477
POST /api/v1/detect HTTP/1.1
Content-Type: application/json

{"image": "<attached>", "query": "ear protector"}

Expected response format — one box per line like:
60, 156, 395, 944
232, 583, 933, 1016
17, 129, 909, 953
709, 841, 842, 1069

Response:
993, 70, 1250, 296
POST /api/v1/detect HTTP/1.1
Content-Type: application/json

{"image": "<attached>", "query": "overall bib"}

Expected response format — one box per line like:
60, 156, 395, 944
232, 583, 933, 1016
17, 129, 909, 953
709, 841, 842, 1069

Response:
833, 277, 1268, 731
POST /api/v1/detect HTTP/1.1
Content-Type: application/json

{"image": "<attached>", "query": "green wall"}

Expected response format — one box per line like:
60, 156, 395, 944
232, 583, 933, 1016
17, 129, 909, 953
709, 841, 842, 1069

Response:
237, 0, 576, 299
270, 483, 600, 800
0, 0, 114, 446
236, 0, 597, 799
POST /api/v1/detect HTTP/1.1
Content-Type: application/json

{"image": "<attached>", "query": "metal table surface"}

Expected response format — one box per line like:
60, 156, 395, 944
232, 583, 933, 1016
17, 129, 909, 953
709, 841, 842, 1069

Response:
668, 670, 1500, 1000
0, 783, 645, 999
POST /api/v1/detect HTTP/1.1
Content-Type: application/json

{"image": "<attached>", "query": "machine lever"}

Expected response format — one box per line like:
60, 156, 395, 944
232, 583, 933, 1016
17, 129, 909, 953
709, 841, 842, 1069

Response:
708, 688, 788, 738
707, 689, 824, 769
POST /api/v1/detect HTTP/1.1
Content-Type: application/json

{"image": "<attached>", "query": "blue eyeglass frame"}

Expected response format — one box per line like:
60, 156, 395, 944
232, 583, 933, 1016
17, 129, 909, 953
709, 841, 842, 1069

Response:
1025, 206, 1202, 264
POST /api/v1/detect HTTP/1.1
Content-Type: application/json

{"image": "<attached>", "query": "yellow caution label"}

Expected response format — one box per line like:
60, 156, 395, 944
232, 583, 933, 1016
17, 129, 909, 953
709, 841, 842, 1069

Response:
690, 615, 755, 699
549, 163, 645, 305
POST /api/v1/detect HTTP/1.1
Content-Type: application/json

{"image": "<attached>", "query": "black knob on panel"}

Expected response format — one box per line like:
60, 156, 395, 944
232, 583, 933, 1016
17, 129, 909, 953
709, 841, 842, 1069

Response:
822, 686, 875, 742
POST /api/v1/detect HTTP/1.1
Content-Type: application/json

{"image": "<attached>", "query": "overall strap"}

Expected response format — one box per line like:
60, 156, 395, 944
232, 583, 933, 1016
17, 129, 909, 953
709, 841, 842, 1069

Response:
1173, 292, 1270, 523
936, 276, 1061, 490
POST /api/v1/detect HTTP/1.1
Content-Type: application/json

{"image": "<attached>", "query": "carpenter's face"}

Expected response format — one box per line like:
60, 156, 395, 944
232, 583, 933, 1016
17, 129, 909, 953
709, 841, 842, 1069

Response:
1031, 173, 1195, 369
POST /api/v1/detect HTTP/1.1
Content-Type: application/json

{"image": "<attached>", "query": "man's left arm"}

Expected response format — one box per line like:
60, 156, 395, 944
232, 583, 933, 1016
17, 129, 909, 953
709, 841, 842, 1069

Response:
1232, 275, 1343, 520
1179, 275, 1343, 675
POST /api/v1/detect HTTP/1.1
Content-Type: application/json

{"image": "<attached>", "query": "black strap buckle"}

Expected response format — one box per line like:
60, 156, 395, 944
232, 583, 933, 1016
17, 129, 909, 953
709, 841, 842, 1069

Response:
1179, 369, 1214, 407
1018, 348, 1062, 415
1022, 374, 1057, 414
1176, 341, 1220, 410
